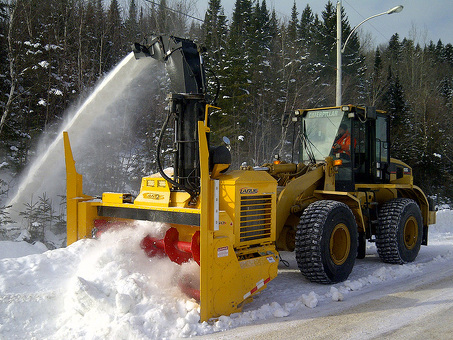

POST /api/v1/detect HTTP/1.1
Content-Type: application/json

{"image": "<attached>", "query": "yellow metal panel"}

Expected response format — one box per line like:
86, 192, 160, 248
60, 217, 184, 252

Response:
134, 176, 171, 207
66, 198, 78, 246
197, 121, 279, 321
140, 176, 172, 191
134, 191, 171, 207
77, 201, 99, 240
169, 191, 192, 208
63, 132, 93, 245
215, 170, 277, 248
102, 192, 127, 204
211, 163, 230, 179
198, 120, 213, 322
210, 238, 278, 316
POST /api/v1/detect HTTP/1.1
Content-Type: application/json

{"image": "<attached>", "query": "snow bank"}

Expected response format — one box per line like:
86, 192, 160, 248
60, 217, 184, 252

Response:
0, 223, 207, 339
430, 208, 453, 236
0, 240, 47, 260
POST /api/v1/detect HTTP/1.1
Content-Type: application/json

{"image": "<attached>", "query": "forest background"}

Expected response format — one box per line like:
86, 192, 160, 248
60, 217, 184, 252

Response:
0, 0, 452, 242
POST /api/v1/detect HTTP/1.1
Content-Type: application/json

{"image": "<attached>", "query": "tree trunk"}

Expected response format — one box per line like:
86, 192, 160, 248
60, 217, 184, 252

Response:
0, 3, 17, 136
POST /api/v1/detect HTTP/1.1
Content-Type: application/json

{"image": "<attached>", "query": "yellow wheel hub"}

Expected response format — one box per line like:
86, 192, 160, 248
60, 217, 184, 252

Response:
330, 223, 351, 265
404, 216, 418, 250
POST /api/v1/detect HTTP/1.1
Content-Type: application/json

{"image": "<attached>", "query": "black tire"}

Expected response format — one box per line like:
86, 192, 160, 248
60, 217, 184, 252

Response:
295, 200, 358, 284
376, 198, 423, 264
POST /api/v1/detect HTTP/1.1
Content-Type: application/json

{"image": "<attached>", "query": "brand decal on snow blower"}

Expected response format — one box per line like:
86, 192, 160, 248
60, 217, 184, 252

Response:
240, 187, 259, 195
144, 193, 165, 200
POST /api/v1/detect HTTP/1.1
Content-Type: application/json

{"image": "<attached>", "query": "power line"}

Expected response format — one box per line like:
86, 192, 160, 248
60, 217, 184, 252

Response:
142, 0, 204, 23
343, 0, 389, 42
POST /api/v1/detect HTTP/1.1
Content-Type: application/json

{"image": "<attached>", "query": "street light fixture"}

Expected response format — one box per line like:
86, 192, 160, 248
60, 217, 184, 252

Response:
335, 2, 403, 106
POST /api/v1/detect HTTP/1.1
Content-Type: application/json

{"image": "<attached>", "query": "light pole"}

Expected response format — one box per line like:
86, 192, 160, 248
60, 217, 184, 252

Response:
336, 2, 403, 106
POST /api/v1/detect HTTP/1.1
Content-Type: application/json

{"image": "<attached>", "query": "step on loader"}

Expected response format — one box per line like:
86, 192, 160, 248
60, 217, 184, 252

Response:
64, 36, 436, 322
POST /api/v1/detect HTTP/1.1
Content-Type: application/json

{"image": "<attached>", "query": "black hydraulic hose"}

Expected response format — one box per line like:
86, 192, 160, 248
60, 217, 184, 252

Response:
279, 253, 290, 267
206, 68, 220, 105
302, 122, 317, 165
156, 112, 197, 197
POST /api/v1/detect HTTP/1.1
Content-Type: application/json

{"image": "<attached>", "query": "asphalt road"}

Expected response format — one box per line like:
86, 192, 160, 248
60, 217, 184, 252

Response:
198, 264, 453, 339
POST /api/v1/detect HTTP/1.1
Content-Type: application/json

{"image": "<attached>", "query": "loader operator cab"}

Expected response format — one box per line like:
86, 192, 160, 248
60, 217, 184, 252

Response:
297, 105, 390, 192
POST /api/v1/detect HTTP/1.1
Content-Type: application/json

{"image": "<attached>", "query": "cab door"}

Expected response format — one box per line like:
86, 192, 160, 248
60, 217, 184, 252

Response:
375, 114, 390, 183
352, 113, 390, 185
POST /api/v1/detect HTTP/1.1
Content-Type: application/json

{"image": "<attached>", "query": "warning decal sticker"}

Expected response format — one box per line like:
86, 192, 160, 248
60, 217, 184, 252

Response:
217, 246, 229, 258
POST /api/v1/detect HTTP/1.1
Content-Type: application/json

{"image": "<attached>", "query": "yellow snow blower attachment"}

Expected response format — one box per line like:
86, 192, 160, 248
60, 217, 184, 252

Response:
64, 36, 279, 321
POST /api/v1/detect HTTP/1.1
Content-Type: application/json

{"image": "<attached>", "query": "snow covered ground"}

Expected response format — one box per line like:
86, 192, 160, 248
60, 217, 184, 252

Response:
0, 210, 452, 339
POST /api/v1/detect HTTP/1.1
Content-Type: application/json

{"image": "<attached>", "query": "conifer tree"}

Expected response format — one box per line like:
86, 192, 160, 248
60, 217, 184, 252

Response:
202, 0, 228, 70
156, 0, 169, 33
126, 0, 139, 43
299, 5, 315, 46
105, 0, 124, 70
287, 2, 298, 42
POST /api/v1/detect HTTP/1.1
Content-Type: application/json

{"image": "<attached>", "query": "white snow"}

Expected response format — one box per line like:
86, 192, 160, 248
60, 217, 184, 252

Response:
0, 240, 47, 260
24, 41, 41, 48
50, 88, 63, 96
45, 44, 62, 51
0, 209, 452, 339
38, 61, 50, 69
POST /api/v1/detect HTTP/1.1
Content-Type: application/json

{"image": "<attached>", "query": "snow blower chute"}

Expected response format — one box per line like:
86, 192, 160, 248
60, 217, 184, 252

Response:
64, 36, 279, 322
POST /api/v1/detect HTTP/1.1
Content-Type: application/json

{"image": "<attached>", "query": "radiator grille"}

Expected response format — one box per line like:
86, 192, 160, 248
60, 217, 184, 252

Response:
240, 195, 272, 243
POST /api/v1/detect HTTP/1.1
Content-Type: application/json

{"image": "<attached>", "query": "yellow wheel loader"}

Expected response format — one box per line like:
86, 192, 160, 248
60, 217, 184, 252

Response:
64, 36, 436, 322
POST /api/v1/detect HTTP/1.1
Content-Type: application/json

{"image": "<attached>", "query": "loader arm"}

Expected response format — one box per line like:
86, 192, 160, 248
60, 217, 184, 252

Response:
275, 165, 324, 250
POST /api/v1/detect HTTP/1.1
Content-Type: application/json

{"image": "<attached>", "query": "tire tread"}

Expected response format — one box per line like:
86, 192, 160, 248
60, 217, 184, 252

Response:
376, 198, 421, 264
295, 200, 356, 284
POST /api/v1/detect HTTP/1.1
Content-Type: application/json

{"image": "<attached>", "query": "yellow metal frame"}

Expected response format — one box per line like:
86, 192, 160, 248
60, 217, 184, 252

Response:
197, 117, 279, 321
63, 132, 94, 245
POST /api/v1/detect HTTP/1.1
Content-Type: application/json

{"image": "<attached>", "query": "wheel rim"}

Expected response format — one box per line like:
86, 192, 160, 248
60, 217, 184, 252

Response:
330, 223, 351, 265
403, 216, 418, 250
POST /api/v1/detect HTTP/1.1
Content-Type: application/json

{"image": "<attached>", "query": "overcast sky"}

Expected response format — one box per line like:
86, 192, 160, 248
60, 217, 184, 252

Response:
194, 0, 453, 47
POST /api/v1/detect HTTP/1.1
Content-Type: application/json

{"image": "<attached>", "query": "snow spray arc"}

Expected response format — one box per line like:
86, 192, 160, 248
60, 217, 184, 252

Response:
7, 52, 160, 221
